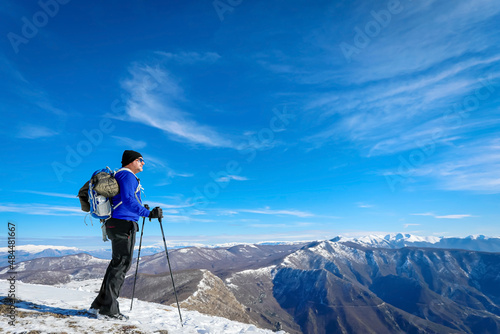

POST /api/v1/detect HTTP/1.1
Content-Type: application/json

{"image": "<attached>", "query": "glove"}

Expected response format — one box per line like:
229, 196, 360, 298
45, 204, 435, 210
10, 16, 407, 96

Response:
148, 206, 163, 220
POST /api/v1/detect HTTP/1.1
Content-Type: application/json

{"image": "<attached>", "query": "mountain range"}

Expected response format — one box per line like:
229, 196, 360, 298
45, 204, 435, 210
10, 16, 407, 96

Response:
335, 233, 500, 252
2, 234, 500, 333
2, 233, 500, 267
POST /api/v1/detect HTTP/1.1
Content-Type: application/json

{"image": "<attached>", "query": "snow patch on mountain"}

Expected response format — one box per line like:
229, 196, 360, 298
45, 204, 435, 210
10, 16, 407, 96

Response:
330, 233, 500, 252
336, 233, 442, 247
225, 266, 277, 290
190, 269, 212, 298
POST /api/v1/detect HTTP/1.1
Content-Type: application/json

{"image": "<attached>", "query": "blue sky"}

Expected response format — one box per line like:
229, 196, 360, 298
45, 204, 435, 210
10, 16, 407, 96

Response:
1, 0, 499, 249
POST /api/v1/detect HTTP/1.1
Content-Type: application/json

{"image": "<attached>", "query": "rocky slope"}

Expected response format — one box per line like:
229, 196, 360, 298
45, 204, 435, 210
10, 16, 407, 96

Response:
266, 241, 500, 333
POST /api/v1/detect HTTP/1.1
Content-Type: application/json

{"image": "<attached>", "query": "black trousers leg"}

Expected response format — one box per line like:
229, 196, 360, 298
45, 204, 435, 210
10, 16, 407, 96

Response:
91, 219, 137, 315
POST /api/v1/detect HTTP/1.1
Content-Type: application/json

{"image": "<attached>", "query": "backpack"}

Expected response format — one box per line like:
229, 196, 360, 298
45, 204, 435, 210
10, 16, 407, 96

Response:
78, 166, 120, 221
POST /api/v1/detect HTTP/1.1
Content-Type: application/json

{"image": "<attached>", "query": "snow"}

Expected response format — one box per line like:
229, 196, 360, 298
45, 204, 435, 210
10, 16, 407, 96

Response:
233, 266, 276, 278
55, 278, 103, 292
226, 266, 276, 290
5, 234, 499, 265
282, 241, 366, 268
333, 233, 443, 247
466, 234, 489, 240
190, 270, 211, 298
0, 280, 286, 334
321, 242, 362, 263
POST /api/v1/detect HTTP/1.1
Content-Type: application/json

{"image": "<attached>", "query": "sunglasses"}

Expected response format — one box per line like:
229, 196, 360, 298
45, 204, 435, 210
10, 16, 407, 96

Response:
137, 157, 145, 163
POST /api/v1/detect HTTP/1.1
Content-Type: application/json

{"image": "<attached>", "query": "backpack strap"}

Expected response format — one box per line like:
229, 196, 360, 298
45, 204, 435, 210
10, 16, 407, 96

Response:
112, 168, 144, 209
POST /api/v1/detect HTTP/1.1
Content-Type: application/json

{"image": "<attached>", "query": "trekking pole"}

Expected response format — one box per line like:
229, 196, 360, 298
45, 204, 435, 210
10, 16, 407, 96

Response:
130, 204, 149, 311
159, 215, 183, 326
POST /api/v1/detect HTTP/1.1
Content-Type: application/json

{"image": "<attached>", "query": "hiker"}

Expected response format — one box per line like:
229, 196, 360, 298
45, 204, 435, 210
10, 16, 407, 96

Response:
90, 150, 163, 320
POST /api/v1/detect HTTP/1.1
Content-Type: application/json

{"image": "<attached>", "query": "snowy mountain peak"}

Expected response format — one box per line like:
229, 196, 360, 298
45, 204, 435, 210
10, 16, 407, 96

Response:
466, 234, 488, 240
327, 233, 500, 252
329, 233, 442, 246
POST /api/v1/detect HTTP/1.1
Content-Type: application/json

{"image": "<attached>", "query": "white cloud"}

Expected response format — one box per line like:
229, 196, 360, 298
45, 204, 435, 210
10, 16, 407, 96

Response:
240, 207, 314, 218
112, 136, 147, 149
301, 0, 500, 157
413, 138, 500, 193
1, 56, 66, 117
411, 213, 435, 217
411, 212, 472, 219
217, 210, 239, 216
121, 63, 238, 149
434, 214, 472, 219
17, 124, 58, 139
18, 190, 75, 199
155, 51, 221, 64
249, 223, 289, 228
305, 70, 499, 157
217, 175, 249, 182
145, 200, 194, 210
0, 203, 83, 216
206, 207, 315, 218
161, 214, 215, 223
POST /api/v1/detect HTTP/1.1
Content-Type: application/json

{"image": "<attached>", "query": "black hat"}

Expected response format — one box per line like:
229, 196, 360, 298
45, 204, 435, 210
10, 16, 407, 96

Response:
121, 150, 143, 167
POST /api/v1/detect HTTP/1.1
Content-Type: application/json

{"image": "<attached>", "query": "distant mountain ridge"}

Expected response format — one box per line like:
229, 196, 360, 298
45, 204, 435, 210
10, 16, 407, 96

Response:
0, 241, 307, 266
2, 234, 499, 266
334, 233, 500, 252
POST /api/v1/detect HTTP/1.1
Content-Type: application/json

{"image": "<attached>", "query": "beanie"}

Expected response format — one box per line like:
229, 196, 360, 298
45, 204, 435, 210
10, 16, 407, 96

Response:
121, 150, 143, 167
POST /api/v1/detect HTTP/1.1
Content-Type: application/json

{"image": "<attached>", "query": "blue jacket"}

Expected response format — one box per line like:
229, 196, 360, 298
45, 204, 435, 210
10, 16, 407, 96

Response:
111, 168, 150, 221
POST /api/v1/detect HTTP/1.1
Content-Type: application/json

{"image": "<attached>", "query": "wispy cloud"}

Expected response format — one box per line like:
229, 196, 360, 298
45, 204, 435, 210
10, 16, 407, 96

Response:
298, 0, 500, 158
216, 175, 249, 182
434, 214, 472, 219
155, 51, 221, 64
16, 124, 58, 139
411, 138, 500, 193
411, 213, 435, 217
1, 56, 66, 117
161, 214, 215, 223
145, 200, 193, 210
216, 210, 239, 216
337, 0, 500, 83
239, 207, 314, 218
249, 223, 289, 228
411, 213, 472, 219
304, 68, 499, 157
120, 58, 239, 149
0, 203, 82, 216
112, 136, 147, 150
139, 155, 193, 186
18, 190, 75, 199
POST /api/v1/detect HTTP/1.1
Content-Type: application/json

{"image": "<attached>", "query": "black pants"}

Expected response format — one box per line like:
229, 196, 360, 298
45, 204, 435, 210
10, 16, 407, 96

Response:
91, 218, 138, 315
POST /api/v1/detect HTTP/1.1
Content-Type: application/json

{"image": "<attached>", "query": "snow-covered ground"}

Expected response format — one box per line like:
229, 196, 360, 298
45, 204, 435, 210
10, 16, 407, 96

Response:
0, 280, 285, 334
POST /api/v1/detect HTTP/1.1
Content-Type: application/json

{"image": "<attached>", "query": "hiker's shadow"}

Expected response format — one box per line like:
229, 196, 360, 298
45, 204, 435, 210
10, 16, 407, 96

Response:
1, 297, 95, 319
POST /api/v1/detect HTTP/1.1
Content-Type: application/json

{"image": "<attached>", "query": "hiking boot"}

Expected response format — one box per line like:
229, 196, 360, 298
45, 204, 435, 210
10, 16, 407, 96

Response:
98, 312, 129, 321
110, 313, 129, 321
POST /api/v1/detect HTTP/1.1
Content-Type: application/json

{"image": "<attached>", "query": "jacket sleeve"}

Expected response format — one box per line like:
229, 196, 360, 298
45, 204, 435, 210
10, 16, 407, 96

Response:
116, 172, 151, 218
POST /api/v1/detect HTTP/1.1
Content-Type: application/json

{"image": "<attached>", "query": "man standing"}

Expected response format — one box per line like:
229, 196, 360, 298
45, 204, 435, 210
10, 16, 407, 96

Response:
90, 150, 162, 320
